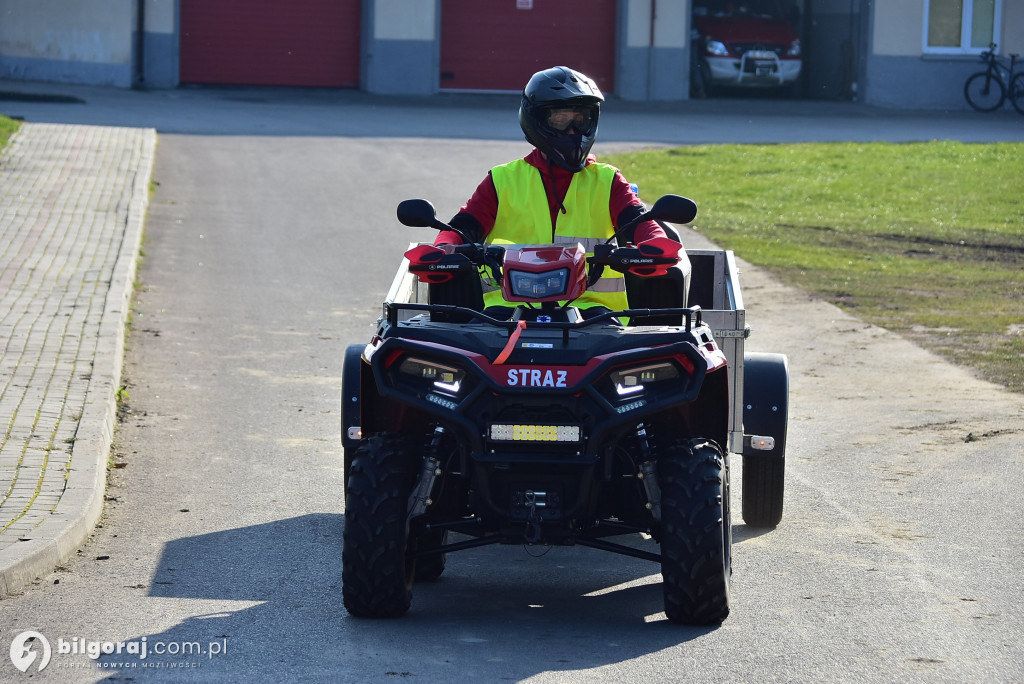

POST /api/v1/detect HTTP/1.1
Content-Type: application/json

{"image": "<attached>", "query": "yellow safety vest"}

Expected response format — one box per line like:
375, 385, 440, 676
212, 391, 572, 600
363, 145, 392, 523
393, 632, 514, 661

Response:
486, 159, 627, 310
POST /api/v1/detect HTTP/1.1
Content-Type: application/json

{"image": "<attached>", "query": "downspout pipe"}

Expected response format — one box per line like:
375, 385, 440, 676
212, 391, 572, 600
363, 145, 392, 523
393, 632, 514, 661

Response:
134, 0, 145, 87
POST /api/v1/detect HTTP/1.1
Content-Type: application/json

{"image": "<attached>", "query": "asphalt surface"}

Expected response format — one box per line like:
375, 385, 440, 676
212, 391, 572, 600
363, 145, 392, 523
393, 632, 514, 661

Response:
0, 80, 1022, 682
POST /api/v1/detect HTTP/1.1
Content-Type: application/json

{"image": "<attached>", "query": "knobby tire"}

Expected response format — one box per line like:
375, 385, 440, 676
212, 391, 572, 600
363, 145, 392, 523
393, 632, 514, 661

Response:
342, 433, 417, 618
659, 439, 731, 625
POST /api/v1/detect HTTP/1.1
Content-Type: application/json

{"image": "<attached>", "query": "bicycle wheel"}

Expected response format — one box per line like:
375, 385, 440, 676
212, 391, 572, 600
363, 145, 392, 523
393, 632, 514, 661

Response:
1011, 72, 1024, 115
964, 71, 1006, 112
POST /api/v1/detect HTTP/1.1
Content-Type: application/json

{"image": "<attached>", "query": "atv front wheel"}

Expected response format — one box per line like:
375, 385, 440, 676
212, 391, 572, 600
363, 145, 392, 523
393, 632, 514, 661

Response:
659, 439, 731, 625
342, 433, 417, 618
413, 528, 448, 582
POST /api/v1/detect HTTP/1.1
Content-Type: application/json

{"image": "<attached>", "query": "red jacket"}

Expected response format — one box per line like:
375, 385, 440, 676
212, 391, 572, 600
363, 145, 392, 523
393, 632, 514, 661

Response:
436, 149, 666, 246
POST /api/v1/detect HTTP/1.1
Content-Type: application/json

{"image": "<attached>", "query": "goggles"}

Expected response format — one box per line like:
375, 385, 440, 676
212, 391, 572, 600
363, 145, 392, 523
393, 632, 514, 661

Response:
545, 106, 595, 133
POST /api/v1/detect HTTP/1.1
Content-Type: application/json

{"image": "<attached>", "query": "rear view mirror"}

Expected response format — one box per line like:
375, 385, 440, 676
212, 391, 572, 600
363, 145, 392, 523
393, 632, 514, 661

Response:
647, 194, 698, 226
397, 198, 439, 228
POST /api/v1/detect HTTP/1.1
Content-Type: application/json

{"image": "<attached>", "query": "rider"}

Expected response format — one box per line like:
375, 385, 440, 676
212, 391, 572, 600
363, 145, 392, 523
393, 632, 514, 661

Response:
434, 65, 680, 318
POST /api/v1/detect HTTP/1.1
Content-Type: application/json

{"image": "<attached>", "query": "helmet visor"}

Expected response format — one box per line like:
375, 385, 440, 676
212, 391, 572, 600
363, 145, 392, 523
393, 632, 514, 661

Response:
543, 106, 597, 136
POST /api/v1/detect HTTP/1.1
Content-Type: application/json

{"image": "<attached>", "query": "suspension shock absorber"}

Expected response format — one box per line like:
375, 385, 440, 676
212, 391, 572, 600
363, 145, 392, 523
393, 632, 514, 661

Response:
408, 426, 444, 524
635, 423, 662, 522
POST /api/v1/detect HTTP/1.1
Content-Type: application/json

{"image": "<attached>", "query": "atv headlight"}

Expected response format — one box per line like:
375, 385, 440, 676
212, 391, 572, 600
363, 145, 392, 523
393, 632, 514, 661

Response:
609, 361, 680, 396
508, 268, 569, 299
398, 356, 465, 396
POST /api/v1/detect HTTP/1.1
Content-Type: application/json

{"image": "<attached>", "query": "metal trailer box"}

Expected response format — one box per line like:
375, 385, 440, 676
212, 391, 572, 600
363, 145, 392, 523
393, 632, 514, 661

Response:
684, 249, 748, 455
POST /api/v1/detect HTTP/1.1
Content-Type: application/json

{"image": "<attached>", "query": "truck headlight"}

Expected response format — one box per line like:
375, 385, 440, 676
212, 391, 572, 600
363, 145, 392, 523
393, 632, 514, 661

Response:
705, 39, 729, 57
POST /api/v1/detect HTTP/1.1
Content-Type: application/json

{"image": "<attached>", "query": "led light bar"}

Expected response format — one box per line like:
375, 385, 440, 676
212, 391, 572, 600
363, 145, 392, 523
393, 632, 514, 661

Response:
614, 399, 647, 414
489, 424, 581, 442
426, 393, 459, 411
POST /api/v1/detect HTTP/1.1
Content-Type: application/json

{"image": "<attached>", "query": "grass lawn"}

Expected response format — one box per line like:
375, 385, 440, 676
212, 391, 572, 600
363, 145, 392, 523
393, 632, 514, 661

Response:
604, 141, 1024, 394
0, 114, 20, 148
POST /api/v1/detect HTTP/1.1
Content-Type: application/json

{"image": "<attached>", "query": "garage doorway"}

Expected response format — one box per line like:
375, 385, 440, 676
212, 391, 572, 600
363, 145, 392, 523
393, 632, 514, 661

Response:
180, 0, 361, 87
439, 0, 616, 93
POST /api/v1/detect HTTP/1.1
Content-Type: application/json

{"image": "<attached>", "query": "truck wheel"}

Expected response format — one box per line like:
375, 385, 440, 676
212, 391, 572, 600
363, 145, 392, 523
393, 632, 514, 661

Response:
742, 455, 785, 527
413, 528, 448, 582
659, 439, 731, 625
342, 433, 417, 618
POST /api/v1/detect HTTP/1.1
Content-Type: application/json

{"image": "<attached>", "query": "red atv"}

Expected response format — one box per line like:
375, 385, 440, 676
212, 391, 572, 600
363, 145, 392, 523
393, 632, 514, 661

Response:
341, 195, 788, 624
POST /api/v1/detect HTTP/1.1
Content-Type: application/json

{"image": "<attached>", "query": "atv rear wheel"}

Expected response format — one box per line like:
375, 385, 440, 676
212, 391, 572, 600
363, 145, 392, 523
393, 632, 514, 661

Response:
342, 433, 417, 618
659, 439, 731, 625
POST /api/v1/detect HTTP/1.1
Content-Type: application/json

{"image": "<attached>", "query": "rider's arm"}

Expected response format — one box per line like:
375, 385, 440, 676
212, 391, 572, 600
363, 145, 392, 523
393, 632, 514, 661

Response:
434, 173, 498, 246
610, 171, 668, 245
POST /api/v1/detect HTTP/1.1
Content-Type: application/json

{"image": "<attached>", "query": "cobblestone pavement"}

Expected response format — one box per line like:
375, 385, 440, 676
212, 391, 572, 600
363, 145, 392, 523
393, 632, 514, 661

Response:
0, 122, 155, 594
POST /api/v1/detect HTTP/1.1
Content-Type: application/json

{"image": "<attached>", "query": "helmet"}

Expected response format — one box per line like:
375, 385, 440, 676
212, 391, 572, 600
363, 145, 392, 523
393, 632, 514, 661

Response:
519, 66, 604, 173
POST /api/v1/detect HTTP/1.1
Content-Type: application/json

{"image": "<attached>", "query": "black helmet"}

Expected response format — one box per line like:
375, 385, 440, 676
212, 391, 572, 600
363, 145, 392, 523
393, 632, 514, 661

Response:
519, 66, 604, 173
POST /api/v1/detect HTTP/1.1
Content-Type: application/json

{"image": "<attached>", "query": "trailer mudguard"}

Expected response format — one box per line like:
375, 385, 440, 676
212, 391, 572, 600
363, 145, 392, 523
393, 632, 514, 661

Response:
742, 352, 789, 458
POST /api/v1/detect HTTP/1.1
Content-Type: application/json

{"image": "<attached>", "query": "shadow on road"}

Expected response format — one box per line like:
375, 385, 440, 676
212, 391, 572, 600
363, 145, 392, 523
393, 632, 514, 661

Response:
96, 514, 724, 680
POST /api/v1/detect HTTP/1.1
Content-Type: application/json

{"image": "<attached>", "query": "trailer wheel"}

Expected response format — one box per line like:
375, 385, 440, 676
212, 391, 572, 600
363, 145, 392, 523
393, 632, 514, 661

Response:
741, 454, 785, 527
343, 433, 417, 618
659, 439, 731, 625
742, 352, 789, 527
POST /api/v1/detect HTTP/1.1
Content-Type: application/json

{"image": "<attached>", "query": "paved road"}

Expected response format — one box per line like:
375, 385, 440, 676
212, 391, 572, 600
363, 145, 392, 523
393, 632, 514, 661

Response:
1, 82, 1022, 682
4, 79, 1024, 143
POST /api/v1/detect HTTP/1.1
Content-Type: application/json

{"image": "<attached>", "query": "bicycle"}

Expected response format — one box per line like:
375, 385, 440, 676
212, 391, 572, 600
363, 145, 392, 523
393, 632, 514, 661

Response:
963, 43, 1024, 114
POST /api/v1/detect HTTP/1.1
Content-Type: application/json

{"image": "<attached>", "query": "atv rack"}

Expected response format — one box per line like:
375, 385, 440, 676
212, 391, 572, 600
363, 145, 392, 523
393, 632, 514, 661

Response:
383, 300, 704, 343
384, 245, 765, 456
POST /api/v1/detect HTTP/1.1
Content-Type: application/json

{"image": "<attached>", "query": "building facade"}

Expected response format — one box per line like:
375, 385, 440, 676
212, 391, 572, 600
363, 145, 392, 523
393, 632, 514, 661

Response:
0, 0, 1021, 110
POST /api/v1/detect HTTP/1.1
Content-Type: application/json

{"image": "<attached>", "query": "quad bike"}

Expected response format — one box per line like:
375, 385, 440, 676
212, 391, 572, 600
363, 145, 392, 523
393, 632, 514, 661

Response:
341, 194, 789, 625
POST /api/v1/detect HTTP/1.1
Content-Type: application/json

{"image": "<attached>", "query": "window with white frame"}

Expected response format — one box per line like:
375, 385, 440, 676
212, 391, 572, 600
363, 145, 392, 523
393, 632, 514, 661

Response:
924, 0, 1002, 53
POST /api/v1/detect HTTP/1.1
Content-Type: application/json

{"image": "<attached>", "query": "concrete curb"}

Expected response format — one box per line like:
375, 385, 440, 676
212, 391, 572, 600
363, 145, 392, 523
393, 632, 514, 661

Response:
0, 126, 156, 596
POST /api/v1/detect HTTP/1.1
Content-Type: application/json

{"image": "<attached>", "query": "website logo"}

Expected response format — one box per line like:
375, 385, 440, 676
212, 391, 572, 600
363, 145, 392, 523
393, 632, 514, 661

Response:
9, 631, 51, 673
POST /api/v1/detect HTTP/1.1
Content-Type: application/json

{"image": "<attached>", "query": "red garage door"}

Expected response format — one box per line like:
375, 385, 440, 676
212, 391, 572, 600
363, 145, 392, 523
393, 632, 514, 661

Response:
180, 0, 360, 87
440, 0, 616, 93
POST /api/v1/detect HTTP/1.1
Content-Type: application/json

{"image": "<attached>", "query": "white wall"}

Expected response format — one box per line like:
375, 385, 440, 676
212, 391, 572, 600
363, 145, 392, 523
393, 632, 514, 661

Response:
999, 1, 1023, 53
144, 0, 175, 35
373, 0, 435, 41
625, 0, 688, 49
872, 0, 921, 56
0, 0, 134, 63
